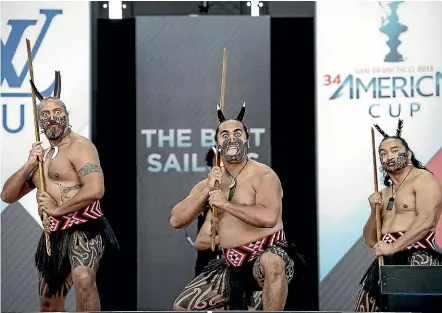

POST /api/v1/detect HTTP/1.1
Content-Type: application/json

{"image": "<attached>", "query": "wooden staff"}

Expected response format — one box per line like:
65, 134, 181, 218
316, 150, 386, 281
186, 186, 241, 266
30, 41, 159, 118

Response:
211, 47, 227, 251
219, 47, 227, 112
211, 146, 221, 251
26, 39, 51, 256
371, 127, 383, 266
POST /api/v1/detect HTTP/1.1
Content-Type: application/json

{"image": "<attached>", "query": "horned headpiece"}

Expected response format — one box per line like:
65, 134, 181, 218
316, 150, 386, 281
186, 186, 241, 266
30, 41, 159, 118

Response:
373, 118, 403, 139
217, 101, 246, 124
29, 71, 61, 101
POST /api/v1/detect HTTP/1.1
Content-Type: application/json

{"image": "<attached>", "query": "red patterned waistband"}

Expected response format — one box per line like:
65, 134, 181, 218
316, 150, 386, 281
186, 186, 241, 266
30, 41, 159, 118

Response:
223, 229, 286, 267
49, 200, 104, 232
382, 231, 436, 250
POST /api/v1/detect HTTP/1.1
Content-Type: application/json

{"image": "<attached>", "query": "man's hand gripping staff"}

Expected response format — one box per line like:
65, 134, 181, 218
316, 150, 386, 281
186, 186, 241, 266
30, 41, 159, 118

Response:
210, 147, 222, 251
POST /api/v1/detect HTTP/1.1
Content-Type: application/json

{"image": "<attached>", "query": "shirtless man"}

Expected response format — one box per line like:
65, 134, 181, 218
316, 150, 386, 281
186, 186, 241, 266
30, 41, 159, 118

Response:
170, 103, 296, 311
0, 73, 119, 312
194, 150, 263, 310
355, 119, 442, 312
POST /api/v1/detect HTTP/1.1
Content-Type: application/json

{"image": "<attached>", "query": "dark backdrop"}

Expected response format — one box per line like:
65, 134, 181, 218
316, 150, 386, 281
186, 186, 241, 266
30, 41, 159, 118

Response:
94, 19, 137, 311
270, 18, 317, 310
93, 17, 317, 311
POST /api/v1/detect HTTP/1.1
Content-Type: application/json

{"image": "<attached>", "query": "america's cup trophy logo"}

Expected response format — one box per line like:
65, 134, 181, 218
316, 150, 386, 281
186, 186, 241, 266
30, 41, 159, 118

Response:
379, 1, 408, 63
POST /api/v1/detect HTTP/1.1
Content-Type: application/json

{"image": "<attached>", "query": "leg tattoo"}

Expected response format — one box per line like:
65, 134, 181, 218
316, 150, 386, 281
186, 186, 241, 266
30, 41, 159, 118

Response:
253, 246, 294, 310
354, 278, 380, 313
173, 272, 228, 310
69, 232, 104, 271
69, 232, 105, 311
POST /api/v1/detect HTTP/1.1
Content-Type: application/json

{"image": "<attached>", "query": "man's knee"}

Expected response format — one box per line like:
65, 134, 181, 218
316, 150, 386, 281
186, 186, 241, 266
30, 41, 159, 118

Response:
40, 297, 64, 312
260, 252, 286, 280
72, 266, 96, 292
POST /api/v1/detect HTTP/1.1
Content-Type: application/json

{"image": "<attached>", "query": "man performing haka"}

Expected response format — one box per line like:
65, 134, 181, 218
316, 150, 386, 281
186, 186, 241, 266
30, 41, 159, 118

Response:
1, 72, 119, 312
170, 103, 304, 310
194, 149, 263, 310
355, 119, 442, 312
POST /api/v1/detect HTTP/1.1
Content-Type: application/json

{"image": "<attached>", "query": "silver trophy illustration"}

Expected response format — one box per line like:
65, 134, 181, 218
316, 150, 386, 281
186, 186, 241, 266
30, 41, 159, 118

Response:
379, 1, 408, 63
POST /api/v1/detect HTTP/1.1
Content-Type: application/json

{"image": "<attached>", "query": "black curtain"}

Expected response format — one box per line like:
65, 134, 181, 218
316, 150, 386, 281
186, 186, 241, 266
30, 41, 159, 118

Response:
271, 17, 318, 311
94, 19, 137, 311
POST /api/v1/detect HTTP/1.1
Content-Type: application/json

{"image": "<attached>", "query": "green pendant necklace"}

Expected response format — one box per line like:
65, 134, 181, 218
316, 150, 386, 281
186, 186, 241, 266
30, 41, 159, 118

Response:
225, 160, 248, 201
386, 167, 413, 211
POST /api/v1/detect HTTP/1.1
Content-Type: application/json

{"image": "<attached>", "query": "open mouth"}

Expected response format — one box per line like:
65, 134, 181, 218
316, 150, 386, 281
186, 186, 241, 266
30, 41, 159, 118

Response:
227, 145, 239, 156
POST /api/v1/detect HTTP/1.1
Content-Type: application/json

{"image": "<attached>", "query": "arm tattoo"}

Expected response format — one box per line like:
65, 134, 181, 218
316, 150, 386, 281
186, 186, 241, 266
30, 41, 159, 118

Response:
78, 163, 102, 177
57, 183, 82, 203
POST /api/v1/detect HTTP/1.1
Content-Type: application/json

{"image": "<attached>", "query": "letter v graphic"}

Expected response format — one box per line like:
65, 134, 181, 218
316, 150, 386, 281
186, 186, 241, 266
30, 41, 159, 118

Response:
1, 9, 63, 97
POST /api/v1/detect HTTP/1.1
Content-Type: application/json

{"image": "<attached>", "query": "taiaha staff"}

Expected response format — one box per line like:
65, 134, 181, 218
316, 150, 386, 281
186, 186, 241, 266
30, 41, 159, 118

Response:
211, 47, 227, 252
26, 38, 51, 256
371, 127, 383, 266
219, 47, 227, 113
211, 146, 221, 251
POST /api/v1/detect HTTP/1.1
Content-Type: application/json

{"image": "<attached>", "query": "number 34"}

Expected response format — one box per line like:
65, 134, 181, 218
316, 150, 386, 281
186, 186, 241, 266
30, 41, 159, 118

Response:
324, 74, 341, 86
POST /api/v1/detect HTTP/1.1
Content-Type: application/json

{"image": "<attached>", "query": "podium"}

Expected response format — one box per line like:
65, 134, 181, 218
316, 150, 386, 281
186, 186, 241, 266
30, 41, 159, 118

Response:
380, 265, 442, 312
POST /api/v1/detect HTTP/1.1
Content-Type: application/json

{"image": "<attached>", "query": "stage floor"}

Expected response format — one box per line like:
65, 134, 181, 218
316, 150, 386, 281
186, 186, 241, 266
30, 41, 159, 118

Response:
25, 311, 414, 313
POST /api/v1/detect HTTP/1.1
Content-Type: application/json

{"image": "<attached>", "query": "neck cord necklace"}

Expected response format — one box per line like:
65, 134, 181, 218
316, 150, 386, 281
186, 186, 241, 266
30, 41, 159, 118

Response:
43, 127, 71, 162
224, 160, 248, 189
386, 167, 414, 211
224, 159, 248, 204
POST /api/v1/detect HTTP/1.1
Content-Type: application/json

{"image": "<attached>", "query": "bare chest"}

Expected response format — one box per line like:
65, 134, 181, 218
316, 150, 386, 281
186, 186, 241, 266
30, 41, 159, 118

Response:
382, 183, 416, 216
218, 176, 256, 205
32, 147, 78, 186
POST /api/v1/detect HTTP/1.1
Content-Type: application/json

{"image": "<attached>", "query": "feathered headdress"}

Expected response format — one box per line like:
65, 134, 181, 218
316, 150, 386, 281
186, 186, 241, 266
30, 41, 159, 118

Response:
217, 101, 246, 124
29, 71, 62, 101
373, 119, 403, 138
